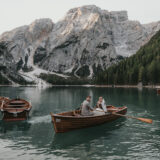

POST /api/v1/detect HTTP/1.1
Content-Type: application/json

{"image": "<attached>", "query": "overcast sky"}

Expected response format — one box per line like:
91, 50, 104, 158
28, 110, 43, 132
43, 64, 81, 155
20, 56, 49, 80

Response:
0, 0, 160, 34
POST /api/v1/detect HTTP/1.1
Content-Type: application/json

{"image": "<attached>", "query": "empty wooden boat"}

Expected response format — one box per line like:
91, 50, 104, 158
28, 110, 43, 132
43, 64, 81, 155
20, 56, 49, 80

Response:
1, 98, 32, 121
51, 106, 127, 133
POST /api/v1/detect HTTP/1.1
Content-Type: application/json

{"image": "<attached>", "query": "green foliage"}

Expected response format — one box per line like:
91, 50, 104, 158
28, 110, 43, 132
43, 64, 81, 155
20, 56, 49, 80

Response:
95, 30, 160, 85
76, 65, 90, 77
0, 73, 11, 85
8, 74, 35, 85
39, 73, 93, 85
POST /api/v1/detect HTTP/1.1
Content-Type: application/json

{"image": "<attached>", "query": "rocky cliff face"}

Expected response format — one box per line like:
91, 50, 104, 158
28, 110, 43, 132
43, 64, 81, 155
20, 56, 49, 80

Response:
0, 5, 160, 85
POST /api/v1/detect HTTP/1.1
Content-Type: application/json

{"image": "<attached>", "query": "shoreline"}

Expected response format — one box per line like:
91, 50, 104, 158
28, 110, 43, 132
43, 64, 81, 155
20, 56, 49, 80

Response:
95, 85, 160, 89
0, 84, 160, 89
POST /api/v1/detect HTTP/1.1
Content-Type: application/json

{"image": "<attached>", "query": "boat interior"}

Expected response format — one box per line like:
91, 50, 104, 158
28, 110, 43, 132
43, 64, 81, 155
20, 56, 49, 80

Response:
56, 106, 124, 117
3, 100, 30, 110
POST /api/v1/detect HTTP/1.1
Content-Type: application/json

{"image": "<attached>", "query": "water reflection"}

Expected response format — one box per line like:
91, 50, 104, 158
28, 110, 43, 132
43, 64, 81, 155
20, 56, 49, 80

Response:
0, 87, 160, 160
0, 121, 31, 133
51, 118, 126, 149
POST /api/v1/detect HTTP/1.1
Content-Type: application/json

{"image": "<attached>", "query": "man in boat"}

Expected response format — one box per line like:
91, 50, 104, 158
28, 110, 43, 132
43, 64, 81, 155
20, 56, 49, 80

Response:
81, 96, 94, 116
92, 97, 107, 116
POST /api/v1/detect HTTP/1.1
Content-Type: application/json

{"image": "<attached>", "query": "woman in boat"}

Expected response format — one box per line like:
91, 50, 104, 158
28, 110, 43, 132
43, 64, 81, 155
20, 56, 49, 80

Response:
97, 97, 107, 112
93, 97, 107, 116
81, 96, 94, 116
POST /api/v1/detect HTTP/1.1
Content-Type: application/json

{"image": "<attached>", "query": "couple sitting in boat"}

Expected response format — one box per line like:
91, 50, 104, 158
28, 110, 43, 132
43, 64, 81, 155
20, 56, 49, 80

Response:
81, 96, 107, 116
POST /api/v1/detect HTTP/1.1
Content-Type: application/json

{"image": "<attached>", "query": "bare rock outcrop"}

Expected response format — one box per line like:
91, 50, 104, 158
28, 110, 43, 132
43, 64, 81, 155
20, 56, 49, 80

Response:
0, 5, 160, 84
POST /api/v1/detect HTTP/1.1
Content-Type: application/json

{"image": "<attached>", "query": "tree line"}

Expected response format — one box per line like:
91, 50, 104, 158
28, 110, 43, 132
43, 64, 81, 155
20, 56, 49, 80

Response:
95, 30, 160, 85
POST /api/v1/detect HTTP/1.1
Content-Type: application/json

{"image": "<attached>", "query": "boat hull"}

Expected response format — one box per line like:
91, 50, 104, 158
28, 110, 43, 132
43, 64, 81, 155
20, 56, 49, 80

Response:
51, 106, 127, 133
1, 110, 31, 121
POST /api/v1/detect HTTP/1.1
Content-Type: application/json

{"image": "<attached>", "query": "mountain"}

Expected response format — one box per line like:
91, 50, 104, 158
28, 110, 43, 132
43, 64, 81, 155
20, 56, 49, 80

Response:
95, 29, 160, 85
0, 5, 160, 85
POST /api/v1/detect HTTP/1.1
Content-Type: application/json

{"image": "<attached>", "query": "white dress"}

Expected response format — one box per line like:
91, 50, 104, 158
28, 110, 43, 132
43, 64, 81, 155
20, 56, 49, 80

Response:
93, 99, 107, 116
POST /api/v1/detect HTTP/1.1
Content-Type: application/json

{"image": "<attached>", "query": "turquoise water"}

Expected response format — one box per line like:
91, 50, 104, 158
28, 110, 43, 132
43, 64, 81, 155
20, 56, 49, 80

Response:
0, 87, 160, 160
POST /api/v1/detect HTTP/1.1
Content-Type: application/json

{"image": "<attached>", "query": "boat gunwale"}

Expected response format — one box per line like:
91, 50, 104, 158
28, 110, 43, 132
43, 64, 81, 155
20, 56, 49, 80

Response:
51, 106, 127, 119
2, 98, 32, 115
3, 99, 31, 109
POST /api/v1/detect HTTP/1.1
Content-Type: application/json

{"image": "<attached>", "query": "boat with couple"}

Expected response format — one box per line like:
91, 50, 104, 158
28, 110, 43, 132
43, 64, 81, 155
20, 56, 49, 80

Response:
51, 95, 153, 133
51, 96, 127, 133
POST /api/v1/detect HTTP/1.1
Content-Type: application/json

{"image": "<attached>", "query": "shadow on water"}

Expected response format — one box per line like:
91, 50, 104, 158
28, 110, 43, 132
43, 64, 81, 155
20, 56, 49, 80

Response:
0, 121, 31, 133
51, 117, 126, 150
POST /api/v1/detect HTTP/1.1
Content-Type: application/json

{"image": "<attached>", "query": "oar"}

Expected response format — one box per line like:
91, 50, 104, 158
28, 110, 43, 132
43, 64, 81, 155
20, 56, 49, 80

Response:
94, 109, 153, 124
112, 112, 153, 124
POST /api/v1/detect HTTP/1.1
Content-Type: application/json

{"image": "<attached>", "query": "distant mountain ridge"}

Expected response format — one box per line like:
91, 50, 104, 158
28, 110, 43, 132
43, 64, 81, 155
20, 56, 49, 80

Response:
95, 29, 160, 85
0, 5, 160, 85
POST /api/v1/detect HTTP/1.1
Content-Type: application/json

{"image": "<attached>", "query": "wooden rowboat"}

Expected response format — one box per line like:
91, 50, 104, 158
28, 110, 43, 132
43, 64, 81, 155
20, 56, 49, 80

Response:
1, 98, 32, 121
51, 106, 127, 133
0, 97, 10, 108
157, 89, 160, 95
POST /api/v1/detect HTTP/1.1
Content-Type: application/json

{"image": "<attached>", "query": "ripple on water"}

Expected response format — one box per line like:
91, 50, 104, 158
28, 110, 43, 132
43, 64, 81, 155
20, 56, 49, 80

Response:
0, 87, 160, 160
28, 115, 51, 124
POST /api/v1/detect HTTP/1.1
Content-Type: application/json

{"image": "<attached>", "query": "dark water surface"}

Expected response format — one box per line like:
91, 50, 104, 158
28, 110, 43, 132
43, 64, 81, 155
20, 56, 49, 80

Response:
0, 87, 160, 160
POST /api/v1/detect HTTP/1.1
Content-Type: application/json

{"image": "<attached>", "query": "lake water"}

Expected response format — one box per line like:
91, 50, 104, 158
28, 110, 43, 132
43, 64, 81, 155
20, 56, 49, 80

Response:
0, 87, 160, 160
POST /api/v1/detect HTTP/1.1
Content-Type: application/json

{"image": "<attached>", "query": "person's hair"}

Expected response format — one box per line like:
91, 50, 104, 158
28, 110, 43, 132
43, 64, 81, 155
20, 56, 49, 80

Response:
99, 97, 103, 99
86, 96, 91, 98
